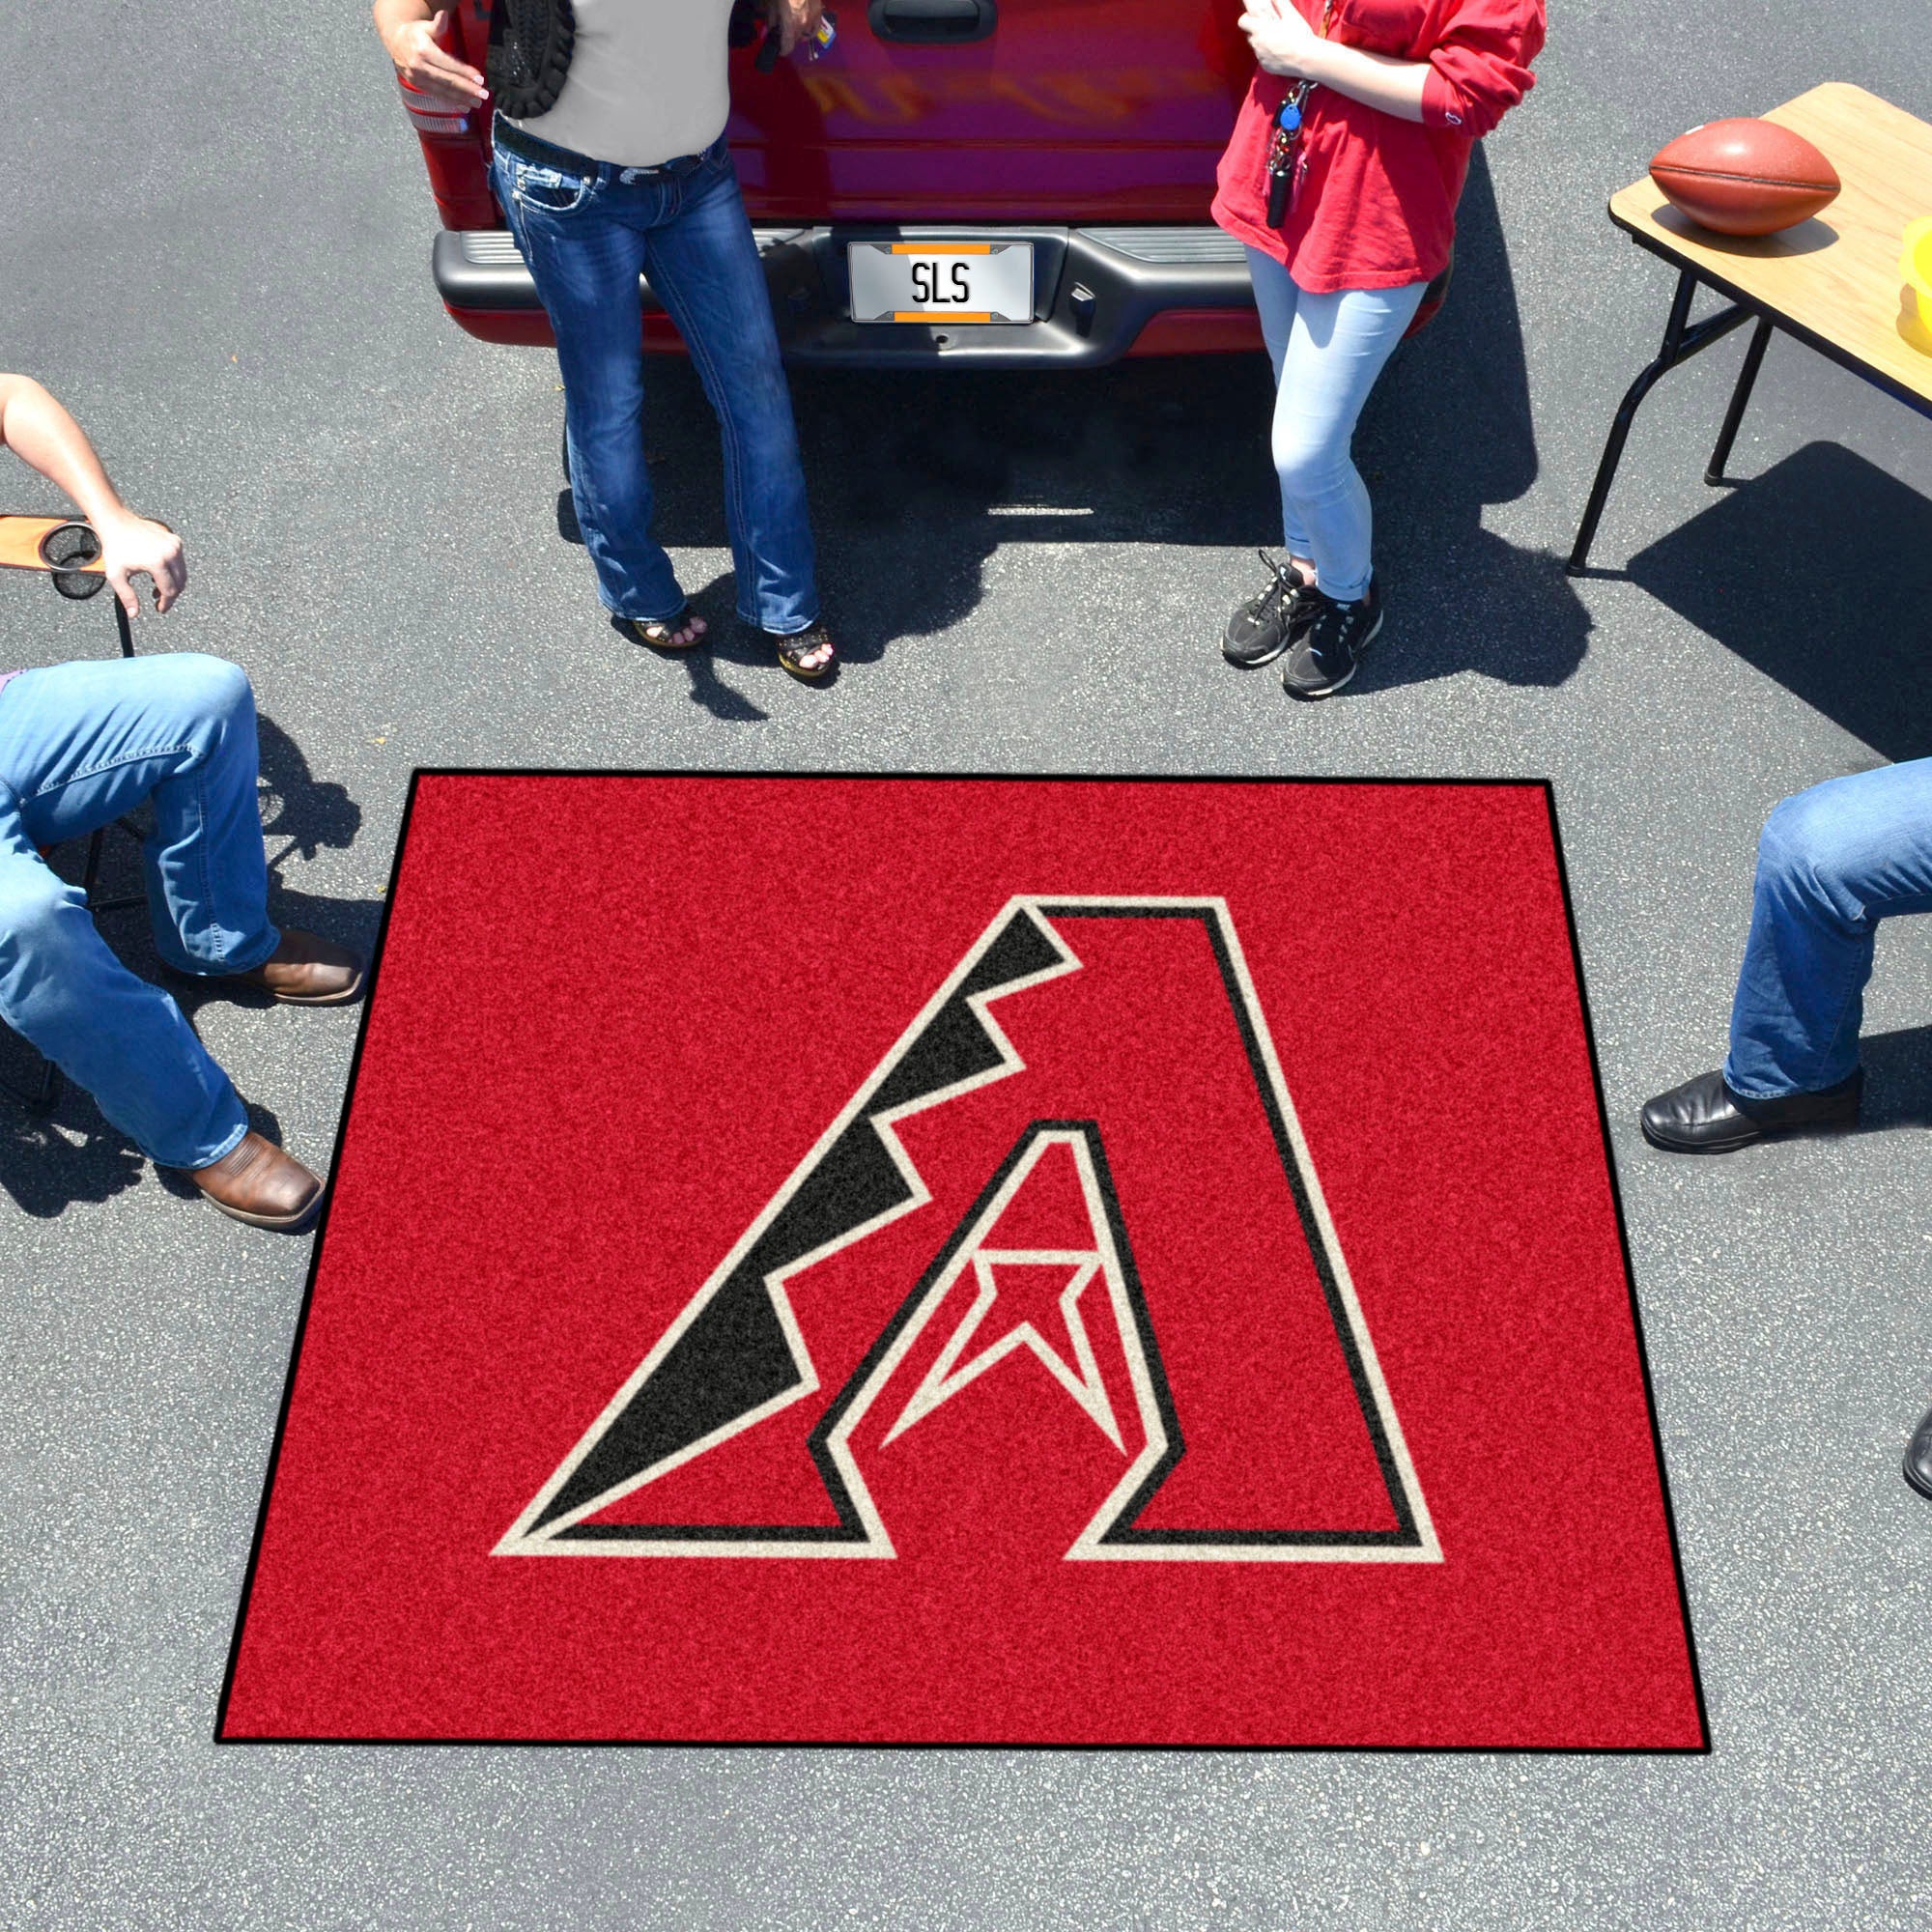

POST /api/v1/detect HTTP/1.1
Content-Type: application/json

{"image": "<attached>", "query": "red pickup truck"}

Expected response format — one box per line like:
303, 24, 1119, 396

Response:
413, 0, 1284, 367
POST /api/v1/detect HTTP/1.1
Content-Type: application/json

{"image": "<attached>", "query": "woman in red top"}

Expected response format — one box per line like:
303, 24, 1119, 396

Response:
1213, 0, 1544, 697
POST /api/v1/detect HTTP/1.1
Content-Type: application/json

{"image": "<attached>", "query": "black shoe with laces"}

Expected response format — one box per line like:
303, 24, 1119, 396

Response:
1222, 552, 1317, 668
1282, 576, 1383, 700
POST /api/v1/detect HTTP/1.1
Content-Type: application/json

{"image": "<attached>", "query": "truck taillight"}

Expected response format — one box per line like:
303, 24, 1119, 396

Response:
400, 77, 473, 138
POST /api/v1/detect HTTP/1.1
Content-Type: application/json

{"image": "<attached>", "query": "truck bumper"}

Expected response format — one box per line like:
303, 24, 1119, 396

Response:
433, 223, 1264, 366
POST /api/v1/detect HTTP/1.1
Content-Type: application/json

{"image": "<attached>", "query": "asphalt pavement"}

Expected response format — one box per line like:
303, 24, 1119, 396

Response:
3, 1, 1930, 1926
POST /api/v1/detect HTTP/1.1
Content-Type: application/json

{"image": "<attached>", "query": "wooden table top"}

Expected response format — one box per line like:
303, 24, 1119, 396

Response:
1609, 82, 1932, 411
0, 514, 102, 575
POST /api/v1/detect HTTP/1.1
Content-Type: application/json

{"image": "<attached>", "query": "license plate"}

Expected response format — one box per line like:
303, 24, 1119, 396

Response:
847, 242, 1034, 325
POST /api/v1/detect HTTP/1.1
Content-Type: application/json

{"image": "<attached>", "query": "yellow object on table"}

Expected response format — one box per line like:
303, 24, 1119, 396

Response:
1902, 215, 1932, 355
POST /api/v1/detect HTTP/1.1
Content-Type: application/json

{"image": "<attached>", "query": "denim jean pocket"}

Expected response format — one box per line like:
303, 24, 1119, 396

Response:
512, 159, 594, 215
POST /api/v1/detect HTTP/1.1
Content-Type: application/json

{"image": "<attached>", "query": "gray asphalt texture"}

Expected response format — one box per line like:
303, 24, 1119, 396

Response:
4, 1, 1931, 1926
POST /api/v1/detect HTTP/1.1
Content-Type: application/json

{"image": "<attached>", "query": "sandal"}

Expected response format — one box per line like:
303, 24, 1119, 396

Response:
623, 604, 707, 653
771, 621, 837, 683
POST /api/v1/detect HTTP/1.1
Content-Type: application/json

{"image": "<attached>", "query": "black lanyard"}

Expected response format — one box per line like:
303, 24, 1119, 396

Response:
1264, 0, 1335, 227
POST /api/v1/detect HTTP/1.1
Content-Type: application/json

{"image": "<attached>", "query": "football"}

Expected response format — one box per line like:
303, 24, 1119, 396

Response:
1649, 118, 1841, 237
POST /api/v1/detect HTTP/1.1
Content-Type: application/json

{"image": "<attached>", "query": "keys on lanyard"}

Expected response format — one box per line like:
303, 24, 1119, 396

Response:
1264, 83, 1312, 227
1262, 0, 1334, 227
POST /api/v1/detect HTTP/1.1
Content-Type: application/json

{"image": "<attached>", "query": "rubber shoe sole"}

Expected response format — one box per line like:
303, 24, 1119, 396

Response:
1283, 608, 1382, 700
1223, 631, 1293, 669
201, 1187, 325, 1233
255, 970, 364, 1008
164, 958, 365, 1007
1639, 1114, 1762, 1154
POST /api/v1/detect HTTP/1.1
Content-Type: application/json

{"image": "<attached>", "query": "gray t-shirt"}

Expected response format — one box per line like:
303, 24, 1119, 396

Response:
507, 0, 738, 170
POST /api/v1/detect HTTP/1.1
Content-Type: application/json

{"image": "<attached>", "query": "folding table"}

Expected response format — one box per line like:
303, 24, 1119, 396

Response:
1568, 83, 1932, 574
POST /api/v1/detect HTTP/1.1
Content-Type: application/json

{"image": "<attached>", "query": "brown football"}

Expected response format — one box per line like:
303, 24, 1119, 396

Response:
1649, 118, 1841, 236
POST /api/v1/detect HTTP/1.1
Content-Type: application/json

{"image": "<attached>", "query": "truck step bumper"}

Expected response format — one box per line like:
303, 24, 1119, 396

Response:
433, 223, 1260, 367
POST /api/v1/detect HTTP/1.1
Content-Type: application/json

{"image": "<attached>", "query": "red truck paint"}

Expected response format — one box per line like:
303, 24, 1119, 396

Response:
410, 1, 1273, 356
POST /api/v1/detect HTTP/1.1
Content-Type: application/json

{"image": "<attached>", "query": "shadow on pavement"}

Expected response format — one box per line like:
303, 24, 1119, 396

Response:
0, 1102, 146, 1216
257, 712, 362, 867
563, 495, 777, 720
1350, 142, 1592, 696
617, 345, 1285, 668
0, 714, 375, 1218
601, 144, 1583, 691
1627, 441, 1932, 762
1860, 1024, 1932, 1131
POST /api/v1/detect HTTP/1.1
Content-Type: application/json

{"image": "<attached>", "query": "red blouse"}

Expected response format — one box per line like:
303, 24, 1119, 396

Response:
1210, 0, 1545, 295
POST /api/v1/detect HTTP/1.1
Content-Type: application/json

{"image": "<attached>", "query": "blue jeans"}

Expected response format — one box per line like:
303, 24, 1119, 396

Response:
0, 655, 276, 1168
1724, 758, 1932, 1098
1245, 249, 1426, 604
493, 128, 820, 635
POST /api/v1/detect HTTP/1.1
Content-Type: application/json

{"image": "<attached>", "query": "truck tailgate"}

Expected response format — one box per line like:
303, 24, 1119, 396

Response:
724, 0, 1250, 224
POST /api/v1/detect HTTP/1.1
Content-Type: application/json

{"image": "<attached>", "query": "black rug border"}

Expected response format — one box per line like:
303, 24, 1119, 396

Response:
214, 768, 1712, 1758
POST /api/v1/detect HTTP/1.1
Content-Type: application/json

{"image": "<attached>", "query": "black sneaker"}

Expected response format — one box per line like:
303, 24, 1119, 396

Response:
1282, 577, 1383, 700
1222, 552, 1317, 668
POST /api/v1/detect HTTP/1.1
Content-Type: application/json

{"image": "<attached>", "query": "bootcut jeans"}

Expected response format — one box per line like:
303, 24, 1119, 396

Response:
0, 654, 276, 1168
494, 126, 820, 636
1724, 757, 1932, 1098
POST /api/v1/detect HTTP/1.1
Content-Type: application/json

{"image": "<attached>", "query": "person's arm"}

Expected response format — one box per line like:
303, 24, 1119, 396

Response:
1237, 2, 1429, 120
373, 0, 487, 108
0, 374, 185, 616
1238, 0, 1541, 134
766, 0, 826, 58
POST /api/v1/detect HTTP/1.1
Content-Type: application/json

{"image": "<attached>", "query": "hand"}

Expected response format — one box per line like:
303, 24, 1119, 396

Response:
379, 15, 488, 108
1238, 0, 1326, 80
765, 0, 824, 58
97, 511, 185, 616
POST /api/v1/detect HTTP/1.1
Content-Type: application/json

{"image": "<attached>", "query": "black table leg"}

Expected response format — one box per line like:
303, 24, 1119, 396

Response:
1567, 269, 1756, 575
1705, 317, 1775, 485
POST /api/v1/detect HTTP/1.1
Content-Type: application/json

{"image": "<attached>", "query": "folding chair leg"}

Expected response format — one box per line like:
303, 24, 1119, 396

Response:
78, 816, 147, 916
79, 823, 108, 897
1, 1040, 64, 1115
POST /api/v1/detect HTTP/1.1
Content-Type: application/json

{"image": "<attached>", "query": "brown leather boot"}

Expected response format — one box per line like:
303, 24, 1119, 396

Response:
228, 929, 364, 1006
188, 1132, 324, 1231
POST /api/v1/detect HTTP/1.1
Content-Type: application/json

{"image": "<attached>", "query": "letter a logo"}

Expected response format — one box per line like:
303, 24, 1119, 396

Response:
499, 899, 1437, 1564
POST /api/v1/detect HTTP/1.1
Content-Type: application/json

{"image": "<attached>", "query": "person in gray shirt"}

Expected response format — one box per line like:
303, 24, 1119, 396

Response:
377, 0, 837, 680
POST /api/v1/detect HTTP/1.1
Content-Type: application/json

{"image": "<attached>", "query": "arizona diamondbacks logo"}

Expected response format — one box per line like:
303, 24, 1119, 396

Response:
499, 898, 1437, 1564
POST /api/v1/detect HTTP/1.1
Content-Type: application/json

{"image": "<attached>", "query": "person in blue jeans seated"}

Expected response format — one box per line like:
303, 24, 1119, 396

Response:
0, 374, 362, 1232
376, 0, 838, 682
1638, 759, 1932, 1501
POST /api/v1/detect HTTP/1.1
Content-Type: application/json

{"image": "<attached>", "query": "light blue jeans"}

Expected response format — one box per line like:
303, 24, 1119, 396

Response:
494, 127, 820, 635
1245, 248, 1426, 604
1724, 758, 1932, 1098
0, 655, 275, 1168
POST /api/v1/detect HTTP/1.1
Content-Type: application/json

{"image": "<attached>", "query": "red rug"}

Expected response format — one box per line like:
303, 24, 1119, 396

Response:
218, 775, 1706, 1750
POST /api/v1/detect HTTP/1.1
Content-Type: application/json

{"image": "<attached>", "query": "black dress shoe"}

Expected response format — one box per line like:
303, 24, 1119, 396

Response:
1906, 1406, 1932, 1502
1638, 1066, 1862, 1153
